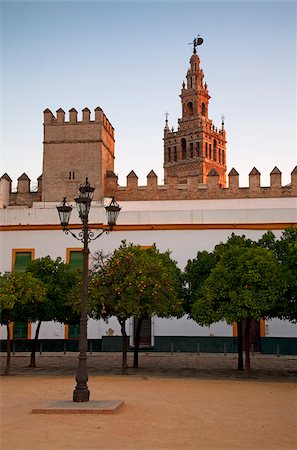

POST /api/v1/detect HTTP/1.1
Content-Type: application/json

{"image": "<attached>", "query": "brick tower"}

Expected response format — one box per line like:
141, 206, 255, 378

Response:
163, 41, 227, 186
42, 107, 115, 202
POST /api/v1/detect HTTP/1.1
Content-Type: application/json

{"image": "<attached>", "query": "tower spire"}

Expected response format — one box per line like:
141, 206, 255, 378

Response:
163, 38, 227, 187
164, 111, 169, 131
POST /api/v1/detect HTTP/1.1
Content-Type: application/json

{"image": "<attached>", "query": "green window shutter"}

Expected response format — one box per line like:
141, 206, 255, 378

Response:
69, 324, 80, 338
13, 321, 28, 338
69, 251, 83, 270
14, 252, 32, 272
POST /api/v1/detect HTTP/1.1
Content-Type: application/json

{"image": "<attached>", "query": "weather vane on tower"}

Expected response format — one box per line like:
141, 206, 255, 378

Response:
188, 35, 203, 53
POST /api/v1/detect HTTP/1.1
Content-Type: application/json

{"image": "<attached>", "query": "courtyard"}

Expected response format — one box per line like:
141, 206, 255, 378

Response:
1, 352, 296, 450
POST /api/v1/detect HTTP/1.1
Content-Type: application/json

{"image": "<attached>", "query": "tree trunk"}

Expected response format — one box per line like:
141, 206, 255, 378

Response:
5, 323, 11, 375
237, 321, 244, 371
120, 319, 128, 375
133, 317, 143, 368
245, 318, 251, 372
28, 321, 42, 368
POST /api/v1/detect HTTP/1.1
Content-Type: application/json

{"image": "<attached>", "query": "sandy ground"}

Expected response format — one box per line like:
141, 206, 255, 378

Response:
1, 374, 296, 450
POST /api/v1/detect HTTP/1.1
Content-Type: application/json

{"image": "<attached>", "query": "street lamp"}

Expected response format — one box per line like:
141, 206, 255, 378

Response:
57, 177, 121, 402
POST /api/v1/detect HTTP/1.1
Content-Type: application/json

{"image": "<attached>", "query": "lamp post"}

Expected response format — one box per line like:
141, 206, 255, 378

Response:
57, 178, 121, 402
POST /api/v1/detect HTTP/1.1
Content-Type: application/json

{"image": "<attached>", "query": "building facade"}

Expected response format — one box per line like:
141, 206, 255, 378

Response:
0, 45, 296, 354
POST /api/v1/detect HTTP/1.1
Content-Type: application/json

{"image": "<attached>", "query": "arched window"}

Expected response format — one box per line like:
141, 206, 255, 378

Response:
222, 150, 225, 165
174, 146, 177, 161
218, 148, 221, 163
201, 103, 206, 116
209, 144, 212, 160
213, 140, 217, 161
187, 102, 194, 118
181, 138, 187, 159
205, 142, 208, 158
168, 147, 171, 162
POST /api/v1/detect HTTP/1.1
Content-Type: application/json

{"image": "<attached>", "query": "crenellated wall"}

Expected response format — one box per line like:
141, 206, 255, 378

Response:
105, 166, 297, 201
0, 173, 42, 208
1, 166, 296, 208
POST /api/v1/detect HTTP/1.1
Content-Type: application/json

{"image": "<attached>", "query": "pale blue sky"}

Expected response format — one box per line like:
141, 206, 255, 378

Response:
1, 0, 296, 189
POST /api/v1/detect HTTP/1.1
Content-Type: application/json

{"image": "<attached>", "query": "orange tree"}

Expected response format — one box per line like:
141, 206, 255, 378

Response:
258, 227, 297, 323
185, 234, 254, 370
26, 256, 81, 367
89, 241, 183, 373
191, 245, 283, 371
0, 272, 46, 374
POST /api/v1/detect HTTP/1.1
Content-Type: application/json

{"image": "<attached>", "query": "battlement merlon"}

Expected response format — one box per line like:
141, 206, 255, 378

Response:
43, 107, 115, 139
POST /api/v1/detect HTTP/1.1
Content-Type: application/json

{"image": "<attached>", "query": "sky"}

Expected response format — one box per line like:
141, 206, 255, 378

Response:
1, 0, 296, 190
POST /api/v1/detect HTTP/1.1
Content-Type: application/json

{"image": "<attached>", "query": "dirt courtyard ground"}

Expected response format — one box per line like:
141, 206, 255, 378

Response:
1, 373, 296, 450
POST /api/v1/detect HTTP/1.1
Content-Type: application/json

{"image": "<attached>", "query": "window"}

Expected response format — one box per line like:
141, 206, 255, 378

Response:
190, 143, 194, 158
66, 248, 83, 270
174, 146, 177, 161
13, 321, 28, 339
209, 144, 212, 160
187, 102, 193, 118
11, 249, 35, 339
69, 323, 80, 339
168, 147, 171, 162
201, 103, 206, 116
222, 150, 225, 165
205, 142, 208, 158
181, 138, 187, 159
213, 140, 217, 161
69, 171, 75, 180
12, 249, 35, 272
196, 142, 200, 157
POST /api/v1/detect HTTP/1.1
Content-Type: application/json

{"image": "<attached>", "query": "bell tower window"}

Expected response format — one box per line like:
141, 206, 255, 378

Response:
190, 143, 194, 158
181, 138, 187, 159
187, 102, 194, 118
213, 140, 217, 161
196, 141, 200, 157
201, 103, 206, 116
168, 147, 172, 162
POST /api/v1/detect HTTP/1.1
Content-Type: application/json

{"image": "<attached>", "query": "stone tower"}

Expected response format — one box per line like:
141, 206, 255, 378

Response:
163, 44, 227, 186
42, 107, 115, 202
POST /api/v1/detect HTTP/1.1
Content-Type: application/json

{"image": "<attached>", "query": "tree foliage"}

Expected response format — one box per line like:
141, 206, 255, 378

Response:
26, 256, 80, 323
89, 241, 183, 372
259, 227, 297, 322
183, 250, 217, 314
193, 247, 282, 324
0, 272, 47, 374
191, 245, 283, 370
25, 256, 81, 367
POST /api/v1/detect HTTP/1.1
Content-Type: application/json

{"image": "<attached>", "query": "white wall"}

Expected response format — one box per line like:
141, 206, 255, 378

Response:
1, 199, 296, 339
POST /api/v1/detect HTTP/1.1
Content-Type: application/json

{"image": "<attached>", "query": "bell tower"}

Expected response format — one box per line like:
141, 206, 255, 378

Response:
163, 37, 227, 186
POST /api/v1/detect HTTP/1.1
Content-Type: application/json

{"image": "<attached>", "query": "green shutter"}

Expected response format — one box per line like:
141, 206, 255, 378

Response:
14, 252, 32, 272
69, 251, 83, 270
69, 324, 80, 338
13, 321, 28, 338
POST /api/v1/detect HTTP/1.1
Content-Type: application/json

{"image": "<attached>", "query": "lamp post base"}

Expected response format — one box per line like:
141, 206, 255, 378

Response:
73, 387, 90, 402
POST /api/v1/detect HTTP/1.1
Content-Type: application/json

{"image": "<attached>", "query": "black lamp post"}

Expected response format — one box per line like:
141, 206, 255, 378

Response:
57, 178, 121, 402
